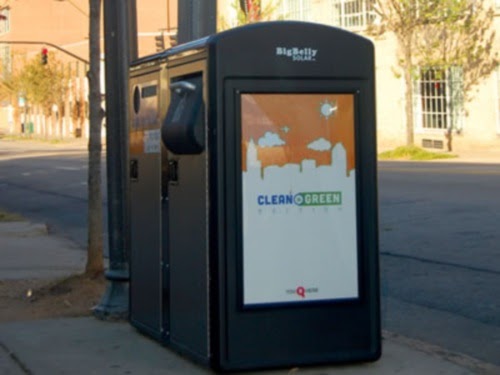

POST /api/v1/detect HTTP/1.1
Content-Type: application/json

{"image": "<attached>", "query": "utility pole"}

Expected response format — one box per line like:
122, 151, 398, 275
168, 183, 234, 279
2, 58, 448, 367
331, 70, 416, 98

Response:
94, 0, 137, 319
178, 0, 217, 43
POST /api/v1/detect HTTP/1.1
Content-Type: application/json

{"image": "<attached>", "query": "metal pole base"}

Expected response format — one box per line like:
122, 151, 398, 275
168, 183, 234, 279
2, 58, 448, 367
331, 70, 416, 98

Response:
93, 269, 129, 321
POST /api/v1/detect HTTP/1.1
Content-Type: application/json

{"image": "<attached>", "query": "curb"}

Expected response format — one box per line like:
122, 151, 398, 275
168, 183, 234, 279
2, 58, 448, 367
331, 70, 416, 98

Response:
383, 331, 500, 375
0, 222, 48, 237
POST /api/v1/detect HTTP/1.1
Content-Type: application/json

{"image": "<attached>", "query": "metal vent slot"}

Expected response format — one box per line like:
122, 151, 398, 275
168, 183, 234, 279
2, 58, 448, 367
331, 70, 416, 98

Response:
422, 139, 444, 149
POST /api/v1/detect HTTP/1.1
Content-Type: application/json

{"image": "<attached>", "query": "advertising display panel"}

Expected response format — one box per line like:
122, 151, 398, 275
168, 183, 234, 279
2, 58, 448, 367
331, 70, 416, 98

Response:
241, 93, 359, 306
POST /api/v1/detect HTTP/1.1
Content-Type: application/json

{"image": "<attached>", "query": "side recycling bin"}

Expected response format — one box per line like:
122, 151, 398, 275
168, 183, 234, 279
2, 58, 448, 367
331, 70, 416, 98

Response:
128, 21, 380, 372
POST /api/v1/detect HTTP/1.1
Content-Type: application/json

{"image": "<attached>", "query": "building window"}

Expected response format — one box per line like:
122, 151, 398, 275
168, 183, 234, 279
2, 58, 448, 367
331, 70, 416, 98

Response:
413, 67, 464, 132
330, 0, 375, 29
281, 0, 312, 21
0, 8, 10, 34
0, 45, 11, 78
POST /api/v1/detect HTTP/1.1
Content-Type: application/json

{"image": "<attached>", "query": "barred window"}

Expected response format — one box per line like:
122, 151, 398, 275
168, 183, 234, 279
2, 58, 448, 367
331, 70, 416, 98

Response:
0, 45, 11, 78
413, 67, 464, 131
330, 0, 375, 29
281, 0, 312, 21
0, 8, 9, 34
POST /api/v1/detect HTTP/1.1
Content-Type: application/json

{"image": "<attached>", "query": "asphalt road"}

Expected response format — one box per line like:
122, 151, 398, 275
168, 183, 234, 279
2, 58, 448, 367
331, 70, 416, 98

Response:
0, 143, 499, 366
0, 146, 106, 250
379, 161, 500, 365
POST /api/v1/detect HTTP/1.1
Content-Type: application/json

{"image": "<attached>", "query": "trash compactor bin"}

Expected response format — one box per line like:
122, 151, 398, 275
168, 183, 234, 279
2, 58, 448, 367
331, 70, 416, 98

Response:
128, 21, 380, 372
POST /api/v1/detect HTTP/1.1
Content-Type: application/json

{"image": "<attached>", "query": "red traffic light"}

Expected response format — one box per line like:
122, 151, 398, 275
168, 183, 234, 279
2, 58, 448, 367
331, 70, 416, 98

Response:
41, 48, 48, 65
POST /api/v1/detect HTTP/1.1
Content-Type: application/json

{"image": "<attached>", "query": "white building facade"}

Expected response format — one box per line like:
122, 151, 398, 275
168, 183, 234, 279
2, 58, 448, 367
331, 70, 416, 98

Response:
218, 0, 500, 152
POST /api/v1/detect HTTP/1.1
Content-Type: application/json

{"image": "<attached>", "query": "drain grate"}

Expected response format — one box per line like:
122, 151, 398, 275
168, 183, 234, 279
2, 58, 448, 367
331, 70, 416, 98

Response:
422, 138, 444, 149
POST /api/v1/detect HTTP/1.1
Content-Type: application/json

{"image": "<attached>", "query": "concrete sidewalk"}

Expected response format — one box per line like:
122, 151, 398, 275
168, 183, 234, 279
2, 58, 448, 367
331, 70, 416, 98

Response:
0, 221, 85, 280
1, 222, 499, 374
0, 317, 493, 375
437, 148, 500, 164
0, 138, 88, 162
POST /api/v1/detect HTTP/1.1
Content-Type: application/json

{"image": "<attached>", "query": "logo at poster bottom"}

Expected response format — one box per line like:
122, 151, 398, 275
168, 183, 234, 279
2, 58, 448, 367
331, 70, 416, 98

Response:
286, 286, 319, 299
257, 191, 342, 207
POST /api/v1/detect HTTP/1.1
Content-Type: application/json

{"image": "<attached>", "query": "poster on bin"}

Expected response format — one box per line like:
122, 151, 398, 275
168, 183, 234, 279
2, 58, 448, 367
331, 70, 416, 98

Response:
241, 93, 359, 306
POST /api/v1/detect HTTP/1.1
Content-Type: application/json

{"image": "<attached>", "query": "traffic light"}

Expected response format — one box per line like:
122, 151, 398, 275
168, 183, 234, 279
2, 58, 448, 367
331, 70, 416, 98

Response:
155, 34, 165, 52
41, 48, 48, 65
169, 33, 178, 47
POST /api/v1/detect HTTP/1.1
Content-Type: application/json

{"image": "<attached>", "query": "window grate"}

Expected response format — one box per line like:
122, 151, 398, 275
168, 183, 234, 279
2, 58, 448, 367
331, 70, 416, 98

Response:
0, 8, 9, 34
281, 0, 313, 21
413, 67, 464, 132
330, 0, 376, 29
422, 139, 444, 149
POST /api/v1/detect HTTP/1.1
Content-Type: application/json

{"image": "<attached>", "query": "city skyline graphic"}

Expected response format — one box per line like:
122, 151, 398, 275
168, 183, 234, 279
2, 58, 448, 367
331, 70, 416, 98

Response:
241, 93, 355, 174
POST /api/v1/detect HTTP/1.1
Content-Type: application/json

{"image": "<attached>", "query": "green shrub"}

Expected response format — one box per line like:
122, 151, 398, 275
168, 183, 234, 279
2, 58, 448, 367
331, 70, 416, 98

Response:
379, 146, 457, 161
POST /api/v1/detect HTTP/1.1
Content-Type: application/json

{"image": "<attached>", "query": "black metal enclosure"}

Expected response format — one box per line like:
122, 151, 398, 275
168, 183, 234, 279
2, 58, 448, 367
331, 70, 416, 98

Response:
129, 21, 380, 372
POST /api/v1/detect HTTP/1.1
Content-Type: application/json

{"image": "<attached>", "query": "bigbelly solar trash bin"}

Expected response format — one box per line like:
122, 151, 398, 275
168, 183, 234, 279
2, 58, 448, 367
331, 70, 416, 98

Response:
129, 21, 381, 372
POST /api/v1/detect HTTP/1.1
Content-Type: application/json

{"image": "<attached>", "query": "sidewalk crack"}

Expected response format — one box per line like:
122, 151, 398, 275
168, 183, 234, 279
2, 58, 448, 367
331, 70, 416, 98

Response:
0, 340, 32, 374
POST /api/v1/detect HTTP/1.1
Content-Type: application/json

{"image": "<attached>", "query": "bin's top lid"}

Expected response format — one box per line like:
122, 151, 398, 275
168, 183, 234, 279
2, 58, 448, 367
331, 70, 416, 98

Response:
130, 21, 372, 68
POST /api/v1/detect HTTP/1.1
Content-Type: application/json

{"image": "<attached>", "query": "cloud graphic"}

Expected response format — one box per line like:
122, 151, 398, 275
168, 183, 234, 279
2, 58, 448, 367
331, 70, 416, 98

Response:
258, 132, 286, 147
307, 138, 332, 151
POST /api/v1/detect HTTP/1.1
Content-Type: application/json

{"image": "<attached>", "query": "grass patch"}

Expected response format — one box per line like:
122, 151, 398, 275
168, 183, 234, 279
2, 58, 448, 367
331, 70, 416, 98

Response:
1, 135, 63, 143
0, 134, 43, 142
1, 135, 25, 141
0, 209, 24, 222
1, 135, 81, 146
379, 146, 457, 161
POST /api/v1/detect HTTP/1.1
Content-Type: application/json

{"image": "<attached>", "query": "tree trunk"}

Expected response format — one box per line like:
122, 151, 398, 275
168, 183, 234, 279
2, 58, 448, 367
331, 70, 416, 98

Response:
402, 38, 415, 146
86, 0, 104, 277
445, 128, 453, 152
64, 86, 71, 138
79, 63, 86, 138
12, 102, 21, 134
51, 106, 57, 139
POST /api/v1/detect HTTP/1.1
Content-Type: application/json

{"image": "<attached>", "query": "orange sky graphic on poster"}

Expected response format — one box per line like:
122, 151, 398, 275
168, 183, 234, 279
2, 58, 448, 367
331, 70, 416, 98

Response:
241, 94, 355, 173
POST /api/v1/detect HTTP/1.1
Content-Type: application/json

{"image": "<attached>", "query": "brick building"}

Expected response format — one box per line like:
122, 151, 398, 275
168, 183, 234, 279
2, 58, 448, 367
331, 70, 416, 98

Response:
0, 0, 176, 137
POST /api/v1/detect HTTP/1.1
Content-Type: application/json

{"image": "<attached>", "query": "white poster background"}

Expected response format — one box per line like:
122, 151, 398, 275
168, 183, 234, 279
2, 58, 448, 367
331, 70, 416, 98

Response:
242, 94, 359, 305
